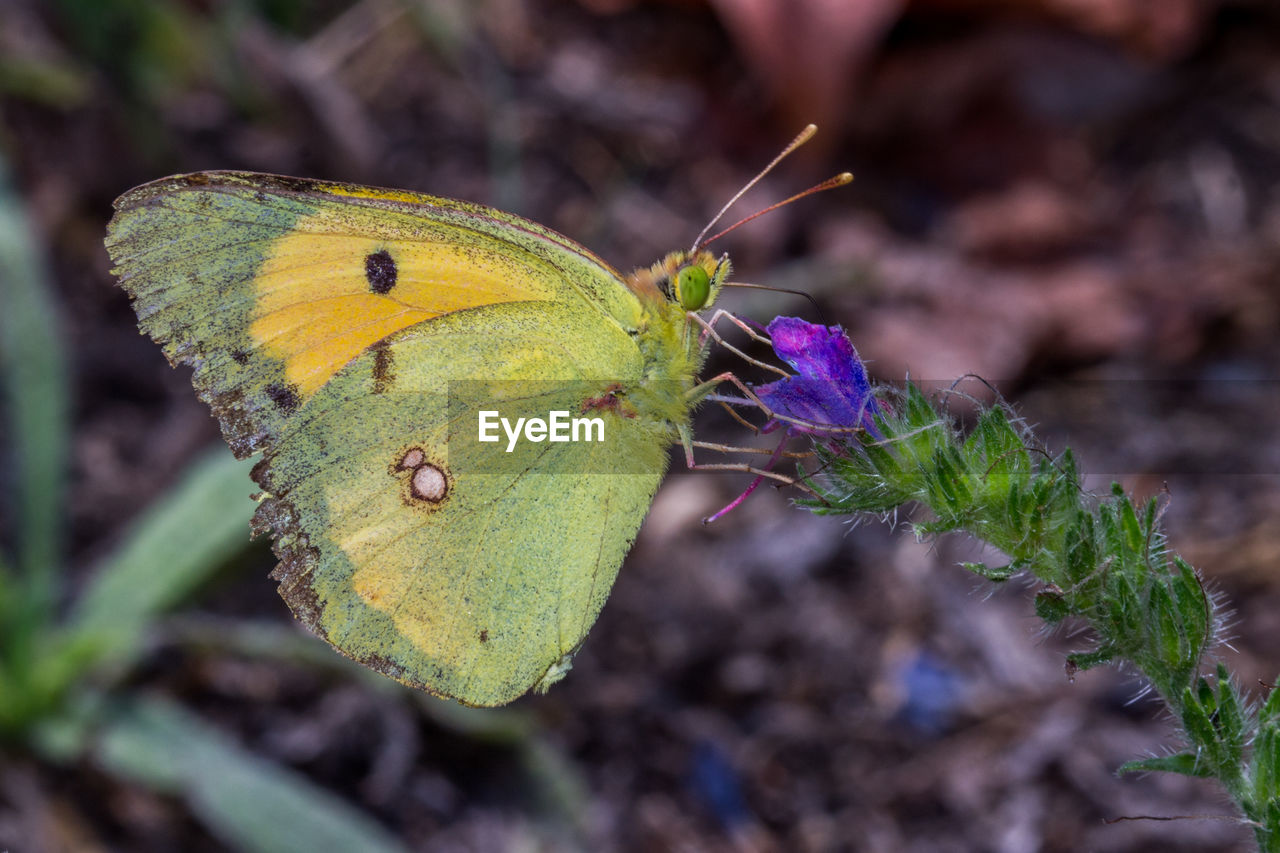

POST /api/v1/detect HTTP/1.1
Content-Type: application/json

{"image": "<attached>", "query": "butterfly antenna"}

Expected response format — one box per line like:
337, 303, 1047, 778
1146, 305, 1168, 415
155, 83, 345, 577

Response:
722, 281, 827, 324
691, 123, 820, 253
699, 172, 853, 248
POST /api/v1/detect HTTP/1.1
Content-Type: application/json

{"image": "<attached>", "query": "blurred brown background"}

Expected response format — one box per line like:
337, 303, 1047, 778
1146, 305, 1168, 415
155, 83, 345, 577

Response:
2, 0, 1279, 850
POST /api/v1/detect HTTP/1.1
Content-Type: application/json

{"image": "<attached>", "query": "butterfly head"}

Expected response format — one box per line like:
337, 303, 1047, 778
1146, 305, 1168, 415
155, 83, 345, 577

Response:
629, 249, 730, 313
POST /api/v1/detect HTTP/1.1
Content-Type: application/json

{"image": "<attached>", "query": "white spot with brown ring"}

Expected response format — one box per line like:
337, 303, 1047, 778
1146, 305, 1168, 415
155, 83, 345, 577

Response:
391, 447, 450, 506
411, 463, 448, 503
397, 447, 425, 470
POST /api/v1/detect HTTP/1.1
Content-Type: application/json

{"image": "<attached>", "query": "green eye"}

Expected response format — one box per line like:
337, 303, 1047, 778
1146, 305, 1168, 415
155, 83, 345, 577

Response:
675, 265, 710, 310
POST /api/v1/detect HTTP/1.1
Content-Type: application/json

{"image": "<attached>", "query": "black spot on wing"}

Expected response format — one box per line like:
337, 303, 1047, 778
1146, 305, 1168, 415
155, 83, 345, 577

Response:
365, 249, 397, 294
265, 382, 301, 413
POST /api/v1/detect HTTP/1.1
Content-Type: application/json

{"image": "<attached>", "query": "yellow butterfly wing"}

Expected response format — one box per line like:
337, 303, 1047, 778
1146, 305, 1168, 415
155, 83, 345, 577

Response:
106, 172, 690, 705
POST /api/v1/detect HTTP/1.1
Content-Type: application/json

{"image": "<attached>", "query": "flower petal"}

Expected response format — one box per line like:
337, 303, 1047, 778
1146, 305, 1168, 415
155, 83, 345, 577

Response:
756, 317, 878, 434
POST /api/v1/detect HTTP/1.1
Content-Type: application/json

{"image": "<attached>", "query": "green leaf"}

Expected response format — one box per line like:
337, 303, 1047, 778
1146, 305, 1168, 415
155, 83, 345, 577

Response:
93, 695, 408, 853
901, 382, 935, 425
1170, 558, 1209, 659
1262, 679, 1280, 724
1146, 581, 1187, 675
962, 561, 1020, 583
1197, 675, 1216, 709
1104, 573, 1140, 641
1025, 476, 1052, 543
1057, 448, 1080, 490
0, 152, 69, 618
1180, 685, 1220, 768
1214, 664, 1246, 778
1004, 479, 1024, 535
1252, 724, 1279, 804
1067, 645, 1117, 673
975, 406, 1022, 464
862, 437, 911, 499
1117, 753, 1213, 778
1118, 494, 1144, 555
927, 447, 962, 514
1034, 589, 1070, 624
66, 450, 257, 671
1262, 802, 1280, 853
1064, 513, 1096, 585
1098, 501, 1122, 561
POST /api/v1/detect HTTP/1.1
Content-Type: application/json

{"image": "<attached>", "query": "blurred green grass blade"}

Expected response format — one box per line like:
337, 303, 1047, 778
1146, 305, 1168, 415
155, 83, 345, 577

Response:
172, 617, 543, 740
0, 549, 12, 630
69, 449, 257, 668
95, 695, 407, 853
0, 153, 70, 613
52, 0, 205, 94
0, 55, 91, 107
168, 618, 588, 838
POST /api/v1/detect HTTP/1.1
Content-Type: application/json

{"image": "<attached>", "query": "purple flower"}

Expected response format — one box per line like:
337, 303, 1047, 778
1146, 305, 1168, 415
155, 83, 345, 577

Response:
755, 317, 879, 435
703, 317, 879, 525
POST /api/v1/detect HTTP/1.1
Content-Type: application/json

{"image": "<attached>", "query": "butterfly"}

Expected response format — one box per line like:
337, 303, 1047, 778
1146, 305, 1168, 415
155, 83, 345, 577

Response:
105, 126, 845, 706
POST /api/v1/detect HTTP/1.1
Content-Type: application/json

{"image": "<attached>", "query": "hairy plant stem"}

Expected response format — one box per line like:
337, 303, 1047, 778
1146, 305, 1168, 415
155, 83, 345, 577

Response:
799, 382, 1280, 850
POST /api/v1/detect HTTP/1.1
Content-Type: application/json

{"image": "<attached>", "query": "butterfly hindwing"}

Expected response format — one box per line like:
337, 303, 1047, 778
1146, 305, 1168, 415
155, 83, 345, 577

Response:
254, 301, 668, 704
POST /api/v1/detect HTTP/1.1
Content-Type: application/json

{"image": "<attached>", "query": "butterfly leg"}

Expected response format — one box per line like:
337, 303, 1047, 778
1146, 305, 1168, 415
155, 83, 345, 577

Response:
702, 437, 789, 524
693, 439, 813, 461
686, 369, 769, 408
688, 310, 790, 378
689, 370, 864, 437
678, 434, 816, 487
675, 412, 823, 511
714, 396, 764, 434
686, 435, 827, 523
